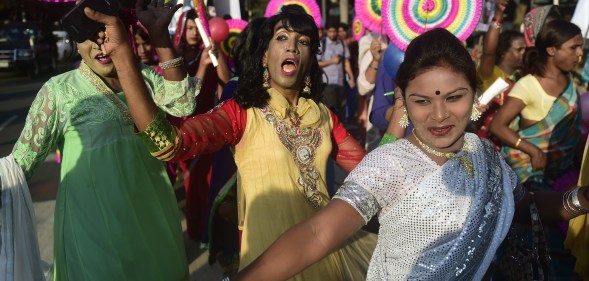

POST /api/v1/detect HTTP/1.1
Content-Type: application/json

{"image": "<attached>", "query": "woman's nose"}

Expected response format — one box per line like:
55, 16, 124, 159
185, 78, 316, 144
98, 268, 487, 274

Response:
432, 103, 449, 121
286, 39, 298, 53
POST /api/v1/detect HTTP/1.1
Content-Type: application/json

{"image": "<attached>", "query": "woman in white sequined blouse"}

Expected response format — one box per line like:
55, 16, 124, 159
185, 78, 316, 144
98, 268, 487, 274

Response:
230, 28, 589, 281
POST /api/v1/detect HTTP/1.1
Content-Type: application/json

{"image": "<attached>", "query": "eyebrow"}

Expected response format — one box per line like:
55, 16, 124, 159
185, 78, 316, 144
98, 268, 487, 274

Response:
274, 25, 288, 33
408, 87, 469, 98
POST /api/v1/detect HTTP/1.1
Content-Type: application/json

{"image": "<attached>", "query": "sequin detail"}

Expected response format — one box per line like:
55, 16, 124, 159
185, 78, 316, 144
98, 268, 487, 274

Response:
78, 62, 134, 125
334, 182, 379, 223
260, 106, 327, 209
338, 134, 516, 280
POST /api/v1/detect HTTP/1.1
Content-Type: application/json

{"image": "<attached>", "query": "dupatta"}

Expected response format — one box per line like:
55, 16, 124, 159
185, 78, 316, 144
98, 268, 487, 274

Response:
0, 154, 45, 281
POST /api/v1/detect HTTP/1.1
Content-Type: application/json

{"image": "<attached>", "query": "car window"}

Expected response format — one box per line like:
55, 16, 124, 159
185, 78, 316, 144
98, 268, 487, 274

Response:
0, 26, 29, 43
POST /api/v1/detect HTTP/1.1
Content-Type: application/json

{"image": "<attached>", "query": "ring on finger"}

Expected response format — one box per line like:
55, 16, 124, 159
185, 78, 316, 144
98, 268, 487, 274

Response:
104, 31, 110, 43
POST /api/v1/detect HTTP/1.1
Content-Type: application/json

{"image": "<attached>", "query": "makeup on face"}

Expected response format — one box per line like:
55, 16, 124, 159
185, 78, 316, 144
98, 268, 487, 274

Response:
405, 66, 474, 153
264, 23, 311, 93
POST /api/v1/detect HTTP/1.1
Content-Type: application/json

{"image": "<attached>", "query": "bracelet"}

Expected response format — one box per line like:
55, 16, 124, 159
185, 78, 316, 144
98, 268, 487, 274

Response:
379, 133, 398, 146
491, 21, 502, 30
572, 186, 589, 213
514, 137, 522, 148
563, 188, 580, 216
562, 187, 589, 216
158, 57, 185, 70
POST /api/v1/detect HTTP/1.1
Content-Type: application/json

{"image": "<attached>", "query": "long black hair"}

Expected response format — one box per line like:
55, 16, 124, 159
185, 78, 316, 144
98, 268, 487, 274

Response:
524, 19, 581, 76
234, 9, 324, 109
396, 28, 480, 96
231, 17, 266, 77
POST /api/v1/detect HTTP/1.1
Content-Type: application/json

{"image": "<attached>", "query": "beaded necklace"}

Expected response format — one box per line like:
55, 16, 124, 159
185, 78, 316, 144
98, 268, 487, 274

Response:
413, 131, 474, 177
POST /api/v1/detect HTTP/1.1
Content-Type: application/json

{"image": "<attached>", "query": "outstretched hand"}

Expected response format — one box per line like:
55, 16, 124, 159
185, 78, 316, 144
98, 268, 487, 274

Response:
136, 0, 182, 36
83, 7, 130, 57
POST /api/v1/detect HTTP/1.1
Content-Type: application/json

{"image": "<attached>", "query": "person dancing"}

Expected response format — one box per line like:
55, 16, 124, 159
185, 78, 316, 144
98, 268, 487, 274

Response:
85, 7, 376, 281
1, 1, 196, 280
228, 28, 588, 281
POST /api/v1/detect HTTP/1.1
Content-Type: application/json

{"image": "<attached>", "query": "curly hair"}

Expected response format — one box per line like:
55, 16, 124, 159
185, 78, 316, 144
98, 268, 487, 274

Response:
234, 9, 324, 109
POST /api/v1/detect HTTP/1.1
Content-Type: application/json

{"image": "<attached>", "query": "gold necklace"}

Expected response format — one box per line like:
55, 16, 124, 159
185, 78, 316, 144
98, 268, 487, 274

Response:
412, 131, 474, 177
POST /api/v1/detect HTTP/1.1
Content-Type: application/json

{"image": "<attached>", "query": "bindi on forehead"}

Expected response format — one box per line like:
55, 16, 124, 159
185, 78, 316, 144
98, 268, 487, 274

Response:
435, 90, 440, 95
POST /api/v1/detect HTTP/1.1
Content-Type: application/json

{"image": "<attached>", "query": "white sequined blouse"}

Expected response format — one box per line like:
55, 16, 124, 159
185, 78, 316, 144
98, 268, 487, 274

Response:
334, 133, 521, 280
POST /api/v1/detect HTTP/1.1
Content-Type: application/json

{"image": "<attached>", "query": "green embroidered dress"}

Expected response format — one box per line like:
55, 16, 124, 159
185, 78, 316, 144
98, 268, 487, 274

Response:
10, 63, 196, 281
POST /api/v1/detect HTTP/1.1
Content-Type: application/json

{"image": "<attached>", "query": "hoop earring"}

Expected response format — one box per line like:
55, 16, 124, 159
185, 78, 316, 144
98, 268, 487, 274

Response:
302, 74, 311, 94
263, 64, 270, 89
470, 103, 482, 122
398, 107, 409, 128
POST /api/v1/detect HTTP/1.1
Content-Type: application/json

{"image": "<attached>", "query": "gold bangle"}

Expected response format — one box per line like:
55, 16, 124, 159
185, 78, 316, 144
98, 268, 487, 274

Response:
514, 138, 522, 148
491, 21, 502, 30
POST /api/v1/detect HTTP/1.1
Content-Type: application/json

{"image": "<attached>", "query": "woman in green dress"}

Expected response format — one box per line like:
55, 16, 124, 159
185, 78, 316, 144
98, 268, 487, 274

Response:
1, 2, 207, 280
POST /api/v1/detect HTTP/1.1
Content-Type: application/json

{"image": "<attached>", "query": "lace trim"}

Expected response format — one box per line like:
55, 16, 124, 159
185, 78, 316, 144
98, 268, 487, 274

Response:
260, 106, 327, 209
78, 62, 134, 124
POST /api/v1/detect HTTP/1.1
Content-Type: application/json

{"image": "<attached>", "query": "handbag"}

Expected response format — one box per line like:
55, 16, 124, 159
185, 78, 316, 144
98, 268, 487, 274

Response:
496, 192, 551, 281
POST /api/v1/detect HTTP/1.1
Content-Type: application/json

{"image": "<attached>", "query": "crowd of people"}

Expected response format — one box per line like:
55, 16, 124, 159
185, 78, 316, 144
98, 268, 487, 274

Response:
1, 0, 589, 280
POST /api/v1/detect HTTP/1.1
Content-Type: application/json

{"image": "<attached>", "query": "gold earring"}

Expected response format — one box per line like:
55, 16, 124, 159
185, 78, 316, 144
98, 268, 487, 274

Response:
470, 104, 482, 121
263, 64, 270, 89
303, 74, 311, 94
398, 107, 409, 128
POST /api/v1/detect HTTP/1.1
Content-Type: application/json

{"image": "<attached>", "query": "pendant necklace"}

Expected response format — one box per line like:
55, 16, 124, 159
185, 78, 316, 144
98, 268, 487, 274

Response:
412, 131, 474, 177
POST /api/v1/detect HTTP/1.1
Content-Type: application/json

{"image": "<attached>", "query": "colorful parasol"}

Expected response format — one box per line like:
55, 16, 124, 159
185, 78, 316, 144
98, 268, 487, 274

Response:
264, 0, 322, 27
354, 0, 382, 33
382, 0, 482, 51
221, 19, 248, 67
352, 16, 366, 40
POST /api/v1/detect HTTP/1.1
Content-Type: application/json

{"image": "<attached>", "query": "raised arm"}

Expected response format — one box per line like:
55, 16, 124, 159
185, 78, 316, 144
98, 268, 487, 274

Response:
234, 199, 365, 281
136, 0, 185, 81
85, 8, 156, 130
364, 39, 383, 84
380, 89, 406, 144
213, 50, 231, 100
478, 0, 507, 78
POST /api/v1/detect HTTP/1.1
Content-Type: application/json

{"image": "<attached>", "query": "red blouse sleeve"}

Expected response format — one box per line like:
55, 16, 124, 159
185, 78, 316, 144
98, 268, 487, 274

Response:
329, 110, 367, 173
172, 99, 247, 162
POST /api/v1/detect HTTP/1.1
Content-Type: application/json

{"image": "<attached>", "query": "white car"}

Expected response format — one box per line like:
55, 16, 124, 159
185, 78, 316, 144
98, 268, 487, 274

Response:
53, 30, 73, 61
